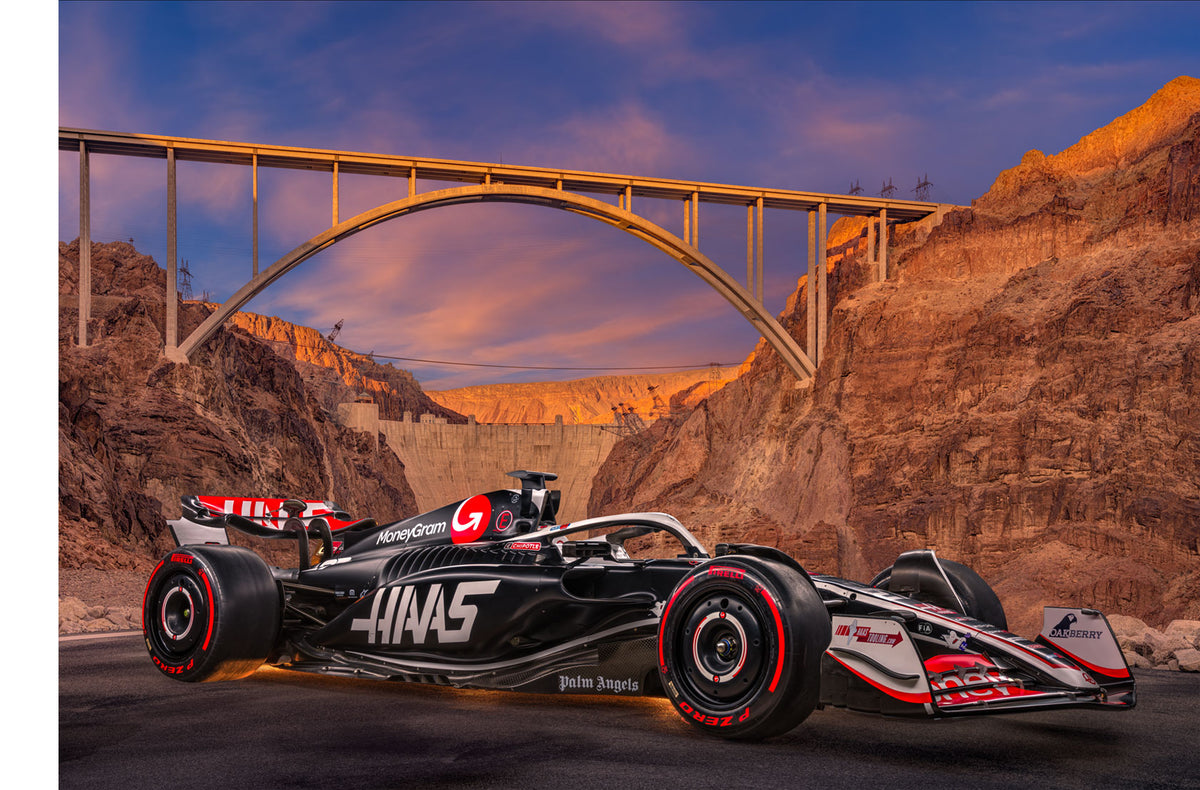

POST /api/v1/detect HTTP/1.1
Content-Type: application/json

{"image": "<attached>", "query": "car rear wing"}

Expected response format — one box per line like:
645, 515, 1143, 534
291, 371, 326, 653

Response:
169, 495, 377, 570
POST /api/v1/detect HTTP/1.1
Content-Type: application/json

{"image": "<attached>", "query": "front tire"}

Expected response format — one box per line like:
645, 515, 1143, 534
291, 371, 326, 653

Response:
658, 557, 830, 740
143, 545, 281, 682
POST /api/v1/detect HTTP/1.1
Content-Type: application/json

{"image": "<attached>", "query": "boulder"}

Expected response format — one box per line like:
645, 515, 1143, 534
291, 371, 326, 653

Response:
1108, 615, 1163, 660
1153, 633, 1197, 666
1164, 620, 1200, 650
1176, 648, 1200, 673
1123, 651, 1152, 669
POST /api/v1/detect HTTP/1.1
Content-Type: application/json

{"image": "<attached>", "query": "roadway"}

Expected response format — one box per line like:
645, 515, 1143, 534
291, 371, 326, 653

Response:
60, 632, 1199, 790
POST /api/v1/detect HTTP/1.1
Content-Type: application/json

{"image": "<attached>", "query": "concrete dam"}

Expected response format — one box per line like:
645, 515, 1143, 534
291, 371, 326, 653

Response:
336, 402, 620, 523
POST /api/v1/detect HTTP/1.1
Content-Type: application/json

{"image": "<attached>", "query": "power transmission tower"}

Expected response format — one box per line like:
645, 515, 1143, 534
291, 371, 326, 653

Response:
178, 259, 192, 300
326, 319, 344, 343
848, 180, 863, 196
648, 385, 667, 420
913, 173, 933, 202
621, 404, 646, 433
880, 178, 897, 199
605, 403, 646, 436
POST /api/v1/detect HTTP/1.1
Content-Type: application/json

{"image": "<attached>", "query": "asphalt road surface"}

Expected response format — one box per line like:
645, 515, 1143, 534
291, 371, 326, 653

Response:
61, 632, 1199, 790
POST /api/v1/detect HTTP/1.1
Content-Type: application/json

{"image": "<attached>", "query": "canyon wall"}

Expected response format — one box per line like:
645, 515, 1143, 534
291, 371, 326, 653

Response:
590, 76, 1200, 636
58, 78, 1200, 641
227, 311, 465, 424
59, 241, 420, 570
426, 368, 737, 425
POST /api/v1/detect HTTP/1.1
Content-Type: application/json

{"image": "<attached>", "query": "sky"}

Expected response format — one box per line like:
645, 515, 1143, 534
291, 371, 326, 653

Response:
21, 2, 1200, 765
52, 0, 1200, 389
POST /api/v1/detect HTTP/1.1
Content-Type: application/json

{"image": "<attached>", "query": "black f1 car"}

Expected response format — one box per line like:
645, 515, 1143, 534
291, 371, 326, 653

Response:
144, 471, 1135, 740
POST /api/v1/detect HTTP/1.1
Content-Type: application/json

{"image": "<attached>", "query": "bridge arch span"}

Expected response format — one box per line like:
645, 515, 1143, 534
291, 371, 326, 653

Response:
171, 184, 816, 381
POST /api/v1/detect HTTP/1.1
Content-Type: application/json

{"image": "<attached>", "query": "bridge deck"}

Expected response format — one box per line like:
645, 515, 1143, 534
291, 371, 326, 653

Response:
59, 127, 942, 220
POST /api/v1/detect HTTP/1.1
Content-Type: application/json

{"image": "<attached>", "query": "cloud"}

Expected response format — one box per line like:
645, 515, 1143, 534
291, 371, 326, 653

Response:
495, 0, 759, 88
523, 1, 688, 49
761, 74, 926, 189
242, 195, 756, 389
58, 0, 1200, 387
521, 101, 694, 176
58, 4, 161, 132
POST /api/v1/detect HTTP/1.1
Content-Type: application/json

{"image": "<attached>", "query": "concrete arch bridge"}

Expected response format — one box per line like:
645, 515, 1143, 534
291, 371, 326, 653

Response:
61, 128, 952, 382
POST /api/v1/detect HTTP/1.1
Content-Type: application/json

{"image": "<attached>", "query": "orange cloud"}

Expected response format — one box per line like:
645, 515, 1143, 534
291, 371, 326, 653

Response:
242, 197, 758, 389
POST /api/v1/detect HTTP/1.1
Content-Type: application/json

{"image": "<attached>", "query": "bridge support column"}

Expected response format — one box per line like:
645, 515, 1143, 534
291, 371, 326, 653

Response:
755, 196, 764, 302
878, 208, 888, 281
691, 191, 699, 247
746, 205, 752, 290
332, 161, 340, 225
817, 202, 827, 364
409, 167, 417, 198
252, 153, 259, 276
166, 148, 178, 354
78, 141, 91, 347
807, 210, 816, 364
867, 215, 876, 275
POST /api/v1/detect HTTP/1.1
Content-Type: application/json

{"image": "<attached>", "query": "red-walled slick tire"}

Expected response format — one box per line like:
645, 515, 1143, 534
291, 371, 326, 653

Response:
143, 545, 281, 682
658, 556, 831, 740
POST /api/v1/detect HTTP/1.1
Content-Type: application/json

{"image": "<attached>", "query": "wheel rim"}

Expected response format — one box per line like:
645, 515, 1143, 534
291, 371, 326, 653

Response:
677, 589, 766, 706
149, 572, 206, 656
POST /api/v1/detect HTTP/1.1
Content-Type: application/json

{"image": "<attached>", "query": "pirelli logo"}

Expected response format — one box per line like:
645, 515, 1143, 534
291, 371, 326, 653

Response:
706, 566, 745, 580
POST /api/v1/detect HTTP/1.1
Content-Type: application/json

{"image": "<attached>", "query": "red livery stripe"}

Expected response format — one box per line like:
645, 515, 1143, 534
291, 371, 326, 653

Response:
659, 574, 698, 670
199, 570, 215, 651
759, 587, 785, 693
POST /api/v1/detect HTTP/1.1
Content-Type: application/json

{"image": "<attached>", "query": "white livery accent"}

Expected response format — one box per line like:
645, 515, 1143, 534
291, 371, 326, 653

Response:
1039, 607, 1130, 678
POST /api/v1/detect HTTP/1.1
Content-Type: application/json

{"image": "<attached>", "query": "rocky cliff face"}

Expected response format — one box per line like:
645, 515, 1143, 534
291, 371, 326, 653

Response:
590, 76, 1200, 636
227, 311, 466, 424
426, 368, 736, 425
58, 240, 419, 571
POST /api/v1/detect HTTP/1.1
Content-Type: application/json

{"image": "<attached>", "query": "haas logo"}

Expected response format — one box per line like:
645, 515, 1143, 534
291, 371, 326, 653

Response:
452, 495, 492, 544
350, 580, 500, 646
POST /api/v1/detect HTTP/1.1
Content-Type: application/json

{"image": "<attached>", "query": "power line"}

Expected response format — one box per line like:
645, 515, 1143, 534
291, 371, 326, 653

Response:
253, 334, 737, 372
344, 351, 738, 372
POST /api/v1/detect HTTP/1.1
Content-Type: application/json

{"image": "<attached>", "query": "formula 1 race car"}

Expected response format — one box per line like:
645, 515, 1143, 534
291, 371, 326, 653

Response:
143, 471, 1135, 740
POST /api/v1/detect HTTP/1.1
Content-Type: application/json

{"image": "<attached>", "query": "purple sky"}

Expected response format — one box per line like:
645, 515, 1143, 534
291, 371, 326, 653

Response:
54, 1, 1200, 389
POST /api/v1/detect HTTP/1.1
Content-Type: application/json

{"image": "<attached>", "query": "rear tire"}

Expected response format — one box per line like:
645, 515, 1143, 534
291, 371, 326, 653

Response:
871, 557, 1007, 630
143, 545, 281, 682
658, 557, 830, 740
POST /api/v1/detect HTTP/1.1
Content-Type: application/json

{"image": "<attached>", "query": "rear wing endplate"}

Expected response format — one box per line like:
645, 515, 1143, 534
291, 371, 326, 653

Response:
172, 495, 377, 570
